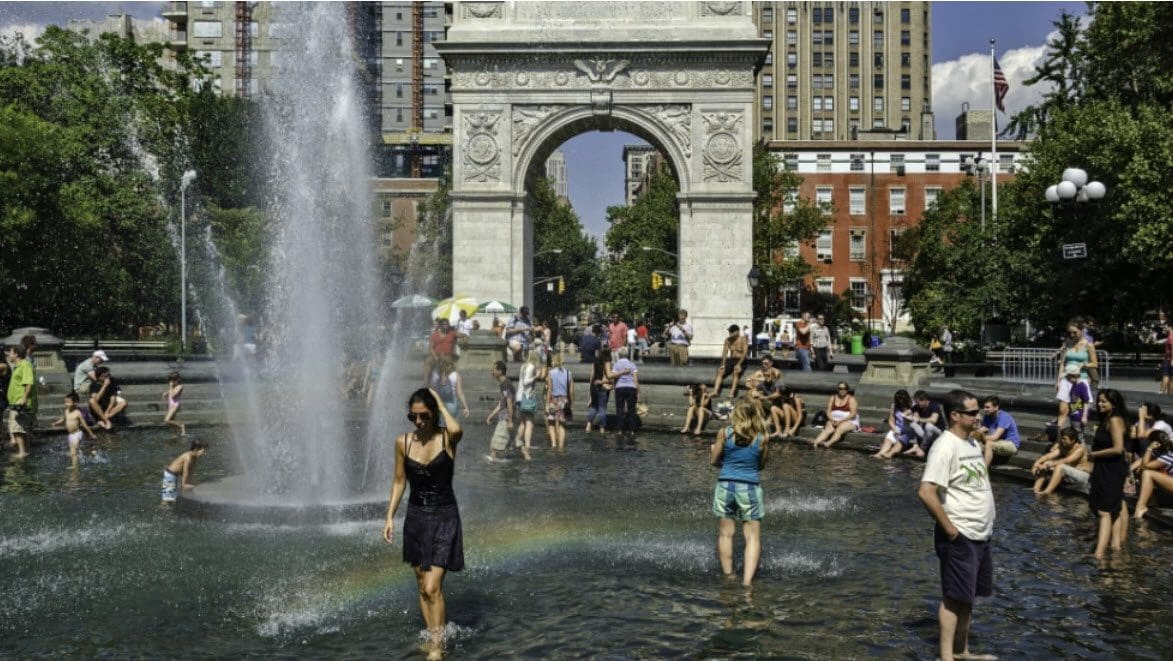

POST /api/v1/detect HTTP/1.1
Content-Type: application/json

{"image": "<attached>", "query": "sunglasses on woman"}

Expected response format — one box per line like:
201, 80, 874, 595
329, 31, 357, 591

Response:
407, 411, 432, 423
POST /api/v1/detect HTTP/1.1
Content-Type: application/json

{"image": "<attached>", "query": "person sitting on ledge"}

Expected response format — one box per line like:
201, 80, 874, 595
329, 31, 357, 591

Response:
811, 382, 859, 448
979, 396, 1020, 458
680, 383, 713, 436
1129, 402, 1172, 461
903, 390, 944, 458
873, 389, 915, 459
1031, 426, 1092, 495
770, 386, 805, 440
1132, 430, 1173, 520
88, 366, 129, 430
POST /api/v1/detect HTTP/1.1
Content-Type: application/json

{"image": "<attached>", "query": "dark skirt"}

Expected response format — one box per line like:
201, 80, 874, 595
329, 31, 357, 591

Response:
403, 502, 464, 571
1088, 459, 1128, 515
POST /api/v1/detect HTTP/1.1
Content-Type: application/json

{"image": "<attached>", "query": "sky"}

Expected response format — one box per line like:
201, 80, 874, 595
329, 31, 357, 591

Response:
0, 1, 1088, 241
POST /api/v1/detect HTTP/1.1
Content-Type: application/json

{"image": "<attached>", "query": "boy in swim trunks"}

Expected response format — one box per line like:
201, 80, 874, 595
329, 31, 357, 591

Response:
51, 392, 97, 467
162, 440, 208, 503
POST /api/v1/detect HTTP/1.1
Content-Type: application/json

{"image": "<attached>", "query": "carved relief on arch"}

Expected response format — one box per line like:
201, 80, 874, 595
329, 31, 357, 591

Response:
463, 2, 503, 19
463, 111, 502, 183
701, 111, 743, 182
699, 1, 741, 16
632, 105, 693, 159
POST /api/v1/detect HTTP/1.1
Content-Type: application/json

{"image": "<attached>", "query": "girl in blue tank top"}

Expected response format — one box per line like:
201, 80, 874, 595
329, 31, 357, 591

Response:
710, 397, 770, 587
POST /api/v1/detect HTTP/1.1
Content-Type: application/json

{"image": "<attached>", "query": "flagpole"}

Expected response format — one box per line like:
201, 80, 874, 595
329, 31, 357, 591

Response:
990, 38, 998, 224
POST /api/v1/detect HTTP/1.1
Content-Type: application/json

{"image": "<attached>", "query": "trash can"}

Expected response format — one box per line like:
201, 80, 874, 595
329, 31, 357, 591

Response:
850, 334, 864, 355
868, 335, 882, 348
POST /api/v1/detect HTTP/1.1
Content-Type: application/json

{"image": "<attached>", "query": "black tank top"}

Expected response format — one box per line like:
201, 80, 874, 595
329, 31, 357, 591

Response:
1091, 419, 1125, 465
405, 431, 457, 507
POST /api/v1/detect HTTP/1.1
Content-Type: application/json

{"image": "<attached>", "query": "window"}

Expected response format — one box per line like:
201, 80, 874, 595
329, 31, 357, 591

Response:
783, 286, 800, 311
824, 96, 834, 111
813, 52, 822, 67
763, 30, 773, 39
765, 52, 773, 65
816, 155, 832, 173
849, 187, 866, 214
849, 119, 861, 134
874, 74, 884, 89
396, 31, 403, 46
874, 53, 884, 68
874, 96, 884, 111
874, 9, 884, 24
425, 108, 440, 120
192, 21, 222, 38
396, 107, 403, 123
396, 83, 403, 98
849, 30, 860, 46
901, 74, 911, 90
901, 117, 912, 133
851, 279, 870, 309
813, 30, 822, 46
762, 74, 773, 88
850, 153, 865, 171
813, 97, 823, 112
824, 8, 834, 22
849, 96, 860, 112
783, 154, 798, 172
1000, 154, 1015, 170
901, 96, 911, 112
382, 199, 393, 217
873, 118, 886, 128
849, 73, 860, 89
787, 30, 797, 46
812, 74, 822, 88
891, 153, 905, 169
824, 118, 834, 134
783, 187, 798, 212
762, 118, 773, 133
924, 187, 942, 208
901, 30, 911, 46
823, 30, 833, 45
424, 58, 439, 69
824, 52, 834, 67
874, 30, 884, 47
889, 187, 906, 215
890, 230, 907, 261
817, 230, 834, 262
850, 229, 867, 261
813, 7, 823, 23
762, 96, 773, 110
194, 50, 222, 67
782, 240, 800, 259
395, 58, 404, 71
786, 8, 797, 23
816, 185, 833, 209
850, 51, 859, 66
901, 7, 911, 23
787, 74, 797, 88
787, 95, 798, 110
901, 52, 911, 67
812, 118, 823, 134
925, 154, 940, 172
787, 52, 797, 68
761, 7, 773, 22
787, 117, 798, 132
823, 74, 834, 88
849, 7, 859, 23
817, 277, 835, 295
424, 84, 441, 96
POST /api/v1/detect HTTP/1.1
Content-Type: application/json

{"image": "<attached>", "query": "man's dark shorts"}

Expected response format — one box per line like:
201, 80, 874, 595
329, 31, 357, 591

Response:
934, 525, 993, 604
720, 357, 742, 375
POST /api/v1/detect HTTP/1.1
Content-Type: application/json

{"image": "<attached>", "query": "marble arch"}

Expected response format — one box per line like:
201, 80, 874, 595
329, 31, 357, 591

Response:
436, 1, 769, 355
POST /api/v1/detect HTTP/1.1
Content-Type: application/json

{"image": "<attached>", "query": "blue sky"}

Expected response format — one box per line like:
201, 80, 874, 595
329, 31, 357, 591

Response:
0, 1, 1088, 240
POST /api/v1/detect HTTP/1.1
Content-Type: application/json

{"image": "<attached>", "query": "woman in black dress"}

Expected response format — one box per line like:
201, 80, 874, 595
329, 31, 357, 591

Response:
1088, 388, 1129, 559
383, 388, 463, 660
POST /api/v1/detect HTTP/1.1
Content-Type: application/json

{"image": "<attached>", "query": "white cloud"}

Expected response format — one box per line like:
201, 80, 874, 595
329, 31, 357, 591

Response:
932, 37, 1055, 138
0, 22, 45, 46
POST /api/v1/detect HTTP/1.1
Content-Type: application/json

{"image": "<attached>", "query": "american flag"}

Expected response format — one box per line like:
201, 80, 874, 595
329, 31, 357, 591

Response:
993, 58, 1010, 113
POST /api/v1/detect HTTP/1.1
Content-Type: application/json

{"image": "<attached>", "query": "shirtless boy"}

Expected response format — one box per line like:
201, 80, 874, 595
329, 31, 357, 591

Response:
52, 392, 97, 467
713, 324, 748, 398
162, 440, 208, 503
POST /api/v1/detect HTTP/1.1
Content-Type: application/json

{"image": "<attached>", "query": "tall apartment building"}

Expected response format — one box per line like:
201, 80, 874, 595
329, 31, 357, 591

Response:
545, 150, 568, 201
161, 1, 280, 97
622, 144, 663, 206
67, 13, 170, 44
753, 1, 934, 142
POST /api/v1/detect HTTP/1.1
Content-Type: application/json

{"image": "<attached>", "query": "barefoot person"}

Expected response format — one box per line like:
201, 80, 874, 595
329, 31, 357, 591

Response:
917, 390, 995, 661
5, 343, 37, 459
1133, 430, 1173, 520
51, 392, 97, 467
710, 397, 769, 587
383, 388, 465, 660
1088, 389, 1130, 558
811, 382, 859, 448
162, 440, 208, 503
681, 383, 713, 435
163, 372, 185, 436
713, 325, 748, 398
1031, 426, 1092, 495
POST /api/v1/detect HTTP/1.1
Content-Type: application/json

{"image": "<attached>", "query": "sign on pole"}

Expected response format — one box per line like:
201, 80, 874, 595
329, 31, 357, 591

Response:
1062, 243, 1087, 260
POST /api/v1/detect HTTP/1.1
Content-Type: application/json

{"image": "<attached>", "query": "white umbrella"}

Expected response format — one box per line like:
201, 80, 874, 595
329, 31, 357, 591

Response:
390, 294, 437, 309
477, 300, 518, 314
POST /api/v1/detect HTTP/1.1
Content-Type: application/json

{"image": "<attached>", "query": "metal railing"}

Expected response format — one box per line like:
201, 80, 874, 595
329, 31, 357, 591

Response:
997, 347, 1110, 386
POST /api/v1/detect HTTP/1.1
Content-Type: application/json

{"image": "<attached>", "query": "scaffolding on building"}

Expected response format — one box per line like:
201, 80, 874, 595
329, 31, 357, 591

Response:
234, 1, 253, 99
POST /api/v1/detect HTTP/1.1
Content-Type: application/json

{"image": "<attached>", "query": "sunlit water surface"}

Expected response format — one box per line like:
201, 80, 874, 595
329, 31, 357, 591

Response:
1, 428, 1170, 658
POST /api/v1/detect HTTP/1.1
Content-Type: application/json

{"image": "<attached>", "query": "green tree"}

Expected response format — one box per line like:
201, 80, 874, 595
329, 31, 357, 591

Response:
404, 175, 453, 297
530, 176, 599, 323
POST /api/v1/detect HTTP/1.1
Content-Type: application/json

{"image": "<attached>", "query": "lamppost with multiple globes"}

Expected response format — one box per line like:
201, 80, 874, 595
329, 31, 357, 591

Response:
1045, 167, 1107, 317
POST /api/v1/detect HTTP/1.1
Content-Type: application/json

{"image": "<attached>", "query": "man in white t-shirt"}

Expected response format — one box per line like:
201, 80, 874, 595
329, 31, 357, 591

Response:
918, 389, 995, 661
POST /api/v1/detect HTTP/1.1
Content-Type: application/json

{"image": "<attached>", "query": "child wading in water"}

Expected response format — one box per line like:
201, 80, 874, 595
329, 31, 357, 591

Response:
710, 397, 769, 587
162, 440, 207, 503
51, 391, 97, 467
163, 372, 185, 436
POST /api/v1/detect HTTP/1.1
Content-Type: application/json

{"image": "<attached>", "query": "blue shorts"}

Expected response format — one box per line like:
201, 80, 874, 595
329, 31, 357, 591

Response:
934, 525, 993, 604
161, 470, 179, 503
712, 480, 764, 521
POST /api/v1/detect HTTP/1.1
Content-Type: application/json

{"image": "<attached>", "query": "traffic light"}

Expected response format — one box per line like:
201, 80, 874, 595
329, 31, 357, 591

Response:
557, 277, 565, 294
651, 272, 663, 290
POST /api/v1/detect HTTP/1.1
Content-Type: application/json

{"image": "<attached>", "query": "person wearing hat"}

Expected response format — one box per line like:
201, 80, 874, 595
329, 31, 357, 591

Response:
73, 350, 109, 399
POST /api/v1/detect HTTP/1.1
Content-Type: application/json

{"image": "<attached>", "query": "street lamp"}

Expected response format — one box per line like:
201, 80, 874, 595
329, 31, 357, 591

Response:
534, 248, 564, 258
962, 155, 991, 230
640, 245, 679, 260
746, 265, 761, 289
1045, 168, 1106, 316
180, 169, 196, 352
864, 291, 876, 342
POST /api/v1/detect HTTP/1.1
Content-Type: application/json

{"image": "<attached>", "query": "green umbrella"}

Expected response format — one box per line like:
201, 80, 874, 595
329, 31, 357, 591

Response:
390, 294, 437, 309
476, 300, 518, 314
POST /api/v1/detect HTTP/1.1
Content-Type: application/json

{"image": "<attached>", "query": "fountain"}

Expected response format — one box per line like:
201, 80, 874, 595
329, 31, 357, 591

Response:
182, 3, 392, 522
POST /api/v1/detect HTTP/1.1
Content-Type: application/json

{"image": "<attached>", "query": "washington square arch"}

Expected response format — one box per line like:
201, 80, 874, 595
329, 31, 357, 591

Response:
436, 1, 769, 355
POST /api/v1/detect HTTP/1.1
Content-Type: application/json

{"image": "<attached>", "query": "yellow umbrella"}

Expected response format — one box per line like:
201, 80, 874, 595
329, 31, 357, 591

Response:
433, 295, 479, 323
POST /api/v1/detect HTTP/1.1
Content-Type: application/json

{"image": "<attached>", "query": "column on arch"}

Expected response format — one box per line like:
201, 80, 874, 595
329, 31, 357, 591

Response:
450, 192, 528, 309
677, 193, 755, 357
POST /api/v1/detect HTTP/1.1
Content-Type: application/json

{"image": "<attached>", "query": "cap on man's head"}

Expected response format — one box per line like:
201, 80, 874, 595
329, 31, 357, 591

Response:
520, 306, 530, 314
1065, 364, 1082, 376
93, 350, 110, 362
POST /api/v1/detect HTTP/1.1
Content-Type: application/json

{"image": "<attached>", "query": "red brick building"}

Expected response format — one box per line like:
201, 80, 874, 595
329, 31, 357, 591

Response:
766, 139, 1024, 330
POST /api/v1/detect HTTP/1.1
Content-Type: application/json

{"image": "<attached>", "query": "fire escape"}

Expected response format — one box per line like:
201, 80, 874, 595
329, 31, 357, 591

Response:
410, 1, 424, 177
235, 1, 253, 99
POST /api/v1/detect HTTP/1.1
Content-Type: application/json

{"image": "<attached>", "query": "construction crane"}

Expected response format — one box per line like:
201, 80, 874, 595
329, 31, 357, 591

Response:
410, 1, 424, 177
235, 1, 253, 99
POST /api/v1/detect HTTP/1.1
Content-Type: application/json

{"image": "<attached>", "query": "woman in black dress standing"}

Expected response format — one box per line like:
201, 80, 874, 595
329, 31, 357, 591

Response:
383, 388, 463, 660
1088, 388, 1129, 559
